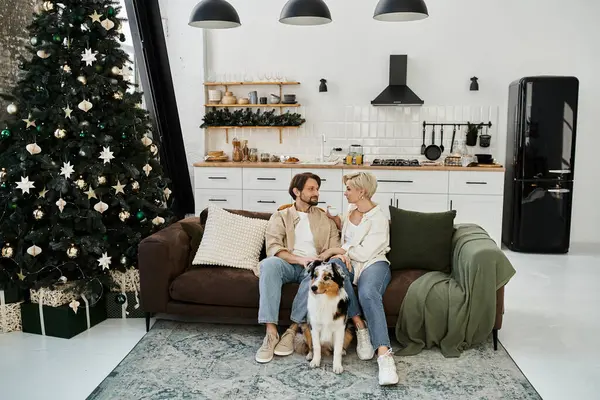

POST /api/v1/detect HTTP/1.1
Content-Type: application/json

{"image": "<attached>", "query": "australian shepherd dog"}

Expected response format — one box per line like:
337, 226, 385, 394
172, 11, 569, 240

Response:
297, 260, 353, 374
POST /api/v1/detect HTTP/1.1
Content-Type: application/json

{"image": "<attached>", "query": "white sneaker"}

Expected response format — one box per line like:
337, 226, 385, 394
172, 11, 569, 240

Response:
356, 327, 375, 360
377, 349, 399, 385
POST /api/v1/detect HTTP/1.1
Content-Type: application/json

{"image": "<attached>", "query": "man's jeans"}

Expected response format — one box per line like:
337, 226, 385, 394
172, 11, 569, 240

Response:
257, 257, 360, 325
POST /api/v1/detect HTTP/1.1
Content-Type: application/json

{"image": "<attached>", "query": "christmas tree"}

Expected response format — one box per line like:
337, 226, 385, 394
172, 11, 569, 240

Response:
0, 0, 174, 295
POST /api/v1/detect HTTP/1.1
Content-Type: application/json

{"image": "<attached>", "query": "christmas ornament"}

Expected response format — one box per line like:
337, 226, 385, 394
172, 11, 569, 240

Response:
66, 244, 79, 258
164, 187, 172, 200
150, 144, 158, 156
121, 133, 127, 139
33, 207, 44, 220
114, 92, 123, 100
107, 6, 116, 16
109, 78, 119, 86
36, 125, 43, 133
1, 129, 11, 138
56, 198, 66, 212
112, 180, 125, 195
136, 210, 145, 220
38, 187, 48, 198
69, 299, 80, 314
143, 164, 153, 177
16, 176, 35, 194
17, 270, 25, 281
101, 18, 115, 31
97, 122, 105, 130
26, 143, 42, 155
79, 149, 87, 157
81, 48, 98, 66
1, 244, 14, 258
98, 252, 112, 270
62, 64, 71, 73
52, 33, 61, 43
22, 115, 36, 129
97, 176, 107, 185
141, 134, 152, 147
42, 1, 54, 11
75, 177, 87, 189
99, 146, 115, 164
0, 168, 6, 182
27, 245, 42, 257
37, 50, 50, 59
79, 120, 90, 129
54, 128, 67, 139
111, 66, 121, 75
77, 76, 87, 85
63, 106, 73, 119
79, 132, 86, 138
119, 34, 126, 42
58, 276, 68, 284
131, 181, 140, 191
94, 201, 108, 214
84, 188, 97, 199
78, 99, 93, 112
120, 255, 127, 265
119, 210, 130, 222
7, 103, 17, 114
115, 293, 127, 305
30, 37, 38, 45
63, 37, 73, 49
60, 161, 75, 179
89, 10, 102, 23
152, 216, 165, 226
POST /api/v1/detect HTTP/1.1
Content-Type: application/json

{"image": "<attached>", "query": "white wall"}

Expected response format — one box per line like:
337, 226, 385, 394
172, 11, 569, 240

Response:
161, 0, 600, 244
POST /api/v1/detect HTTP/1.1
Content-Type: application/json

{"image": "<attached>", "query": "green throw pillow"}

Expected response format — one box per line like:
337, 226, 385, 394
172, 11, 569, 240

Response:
180, 220, 204, 257
388, 207, 456, 273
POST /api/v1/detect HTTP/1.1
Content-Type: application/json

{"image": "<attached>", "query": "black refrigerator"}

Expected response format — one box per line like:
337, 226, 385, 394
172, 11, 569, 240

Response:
502, 76, 579, 253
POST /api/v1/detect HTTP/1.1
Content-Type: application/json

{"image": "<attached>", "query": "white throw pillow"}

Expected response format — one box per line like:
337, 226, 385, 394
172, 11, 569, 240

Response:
192, 205, 268, 272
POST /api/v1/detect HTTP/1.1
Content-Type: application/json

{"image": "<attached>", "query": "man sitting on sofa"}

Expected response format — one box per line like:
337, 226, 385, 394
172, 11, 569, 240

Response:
255, 172, 374, 363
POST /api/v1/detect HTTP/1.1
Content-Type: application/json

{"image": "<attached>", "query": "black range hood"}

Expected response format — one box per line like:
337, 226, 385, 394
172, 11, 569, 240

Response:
371, 55, 424, 106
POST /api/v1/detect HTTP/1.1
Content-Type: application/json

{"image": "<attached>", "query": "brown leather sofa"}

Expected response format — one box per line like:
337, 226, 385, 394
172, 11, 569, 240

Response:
138, 209, 505, 350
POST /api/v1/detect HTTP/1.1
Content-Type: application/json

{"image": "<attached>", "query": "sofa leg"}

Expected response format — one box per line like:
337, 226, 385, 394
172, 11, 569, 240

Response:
146, 312, 151, 332
492, 329, 498, 351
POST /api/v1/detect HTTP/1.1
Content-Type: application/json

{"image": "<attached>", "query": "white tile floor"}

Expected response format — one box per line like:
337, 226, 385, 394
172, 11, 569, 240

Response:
1, 247, 599, 400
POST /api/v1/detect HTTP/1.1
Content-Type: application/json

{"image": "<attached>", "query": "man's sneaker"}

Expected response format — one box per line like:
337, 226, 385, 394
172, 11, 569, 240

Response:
377, 349, 399, 385
255, 332, 279, 363
356, 327, 375, 360
274, 328, 296, 356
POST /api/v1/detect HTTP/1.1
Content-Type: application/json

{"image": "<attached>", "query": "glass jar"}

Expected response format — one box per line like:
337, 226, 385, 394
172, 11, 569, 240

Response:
242, 140, 249, 161
232, 137, 243, 162
249, 148, 259, 162
260, 153, 270, 163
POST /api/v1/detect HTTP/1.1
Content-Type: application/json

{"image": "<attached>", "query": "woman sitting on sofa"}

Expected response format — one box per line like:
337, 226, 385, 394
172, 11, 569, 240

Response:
295, 171, 397, 385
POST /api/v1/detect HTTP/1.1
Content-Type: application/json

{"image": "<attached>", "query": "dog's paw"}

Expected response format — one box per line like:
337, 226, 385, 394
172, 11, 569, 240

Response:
306, 351, 313, 361
342, 349, 347, 356
309, 358, 321, 369
333, 363, 344, 374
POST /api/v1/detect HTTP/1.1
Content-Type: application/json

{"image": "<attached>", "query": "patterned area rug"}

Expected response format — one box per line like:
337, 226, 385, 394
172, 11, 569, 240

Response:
88, 320, 540, 400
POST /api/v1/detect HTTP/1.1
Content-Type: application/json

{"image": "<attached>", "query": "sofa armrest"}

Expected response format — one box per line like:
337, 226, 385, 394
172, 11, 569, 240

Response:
138, 221, 191, 313
450, 224, 516, 329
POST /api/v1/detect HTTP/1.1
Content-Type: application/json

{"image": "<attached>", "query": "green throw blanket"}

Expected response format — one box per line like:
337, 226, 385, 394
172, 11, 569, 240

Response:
395, 224, 516, 357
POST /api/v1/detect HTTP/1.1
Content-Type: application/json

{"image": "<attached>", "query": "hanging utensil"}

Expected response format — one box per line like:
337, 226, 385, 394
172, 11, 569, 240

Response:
421, 125, 427, 155
424, 125, 442, 161
479, 125, 491, 147
440, 126, 445, 153
450, 125, 457, 153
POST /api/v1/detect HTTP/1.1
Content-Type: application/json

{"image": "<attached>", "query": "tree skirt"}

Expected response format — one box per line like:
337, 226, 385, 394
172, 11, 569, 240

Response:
88, 320, 540, 400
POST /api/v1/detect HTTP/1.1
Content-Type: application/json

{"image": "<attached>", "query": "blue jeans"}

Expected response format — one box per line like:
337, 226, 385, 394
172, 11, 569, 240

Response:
289, 258, 361, 324
357, 261, 392, 349
258, 257, 360, 325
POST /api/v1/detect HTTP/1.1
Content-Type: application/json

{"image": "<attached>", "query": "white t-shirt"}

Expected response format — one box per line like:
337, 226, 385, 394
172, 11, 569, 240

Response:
293, 212, 318, 258
343, 219, 359, 245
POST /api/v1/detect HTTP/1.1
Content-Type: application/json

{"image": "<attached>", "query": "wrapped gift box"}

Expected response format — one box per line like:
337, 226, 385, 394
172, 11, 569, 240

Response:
109, 269, 139, 293
105, 292, 145, 319
21, 296, 107, 339
1, 302, 23, 333
30, 282, 80, 307
0, 284, 24, 304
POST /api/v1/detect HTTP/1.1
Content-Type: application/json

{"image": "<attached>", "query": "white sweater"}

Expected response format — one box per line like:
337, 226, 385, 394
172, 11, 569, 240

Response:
340, 204, 390, 284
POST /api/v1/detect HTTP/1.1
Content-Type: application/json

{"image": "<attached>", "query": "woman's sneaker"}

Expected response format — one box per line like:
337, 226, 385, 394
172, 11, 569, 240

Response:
377, 349, 399, 385
356, 327, 375, 360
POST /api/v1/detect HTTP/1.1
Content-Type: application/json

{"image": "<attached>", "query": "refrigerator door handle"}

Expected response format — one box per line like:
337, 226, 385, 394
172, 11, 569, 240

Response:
547, 188, 571, 194
549, 170, 572, 174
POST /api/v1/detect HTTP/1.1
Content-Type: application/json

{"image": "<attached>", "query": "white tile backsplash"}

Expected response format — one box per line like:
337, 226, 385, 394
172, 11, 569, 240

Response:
205, 105, 500, 161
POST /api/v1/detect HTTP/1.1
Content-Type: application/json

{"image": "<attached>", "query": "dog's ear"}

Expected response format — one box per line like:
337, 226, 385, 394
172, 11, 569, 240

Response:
331, 263, 346, 287
307, 260, 321, 277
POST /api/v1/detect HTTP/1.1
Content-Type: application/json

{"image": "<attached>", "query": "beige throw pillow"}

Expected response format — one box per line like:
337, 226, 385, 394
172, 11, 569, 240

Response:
192, 205, 268, 272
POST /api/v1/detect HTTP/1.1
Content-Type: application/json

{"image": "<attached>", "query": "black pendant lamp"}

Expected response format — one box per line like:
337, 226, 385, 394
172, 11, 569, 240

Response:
374, 0, 429, 22
189, 0, 241, 29
280, 0, 332, 26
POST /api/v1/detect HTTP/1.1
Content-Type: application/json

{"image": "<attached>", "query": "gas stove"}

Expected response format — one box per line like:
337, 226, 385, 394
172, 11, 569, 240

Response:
370, 159, 421, 167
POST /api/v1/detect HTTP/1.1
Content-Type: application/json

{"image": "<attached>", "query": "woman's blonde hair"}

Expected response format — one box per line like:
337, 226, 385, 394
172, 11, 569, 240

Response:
343, 172, 378, 199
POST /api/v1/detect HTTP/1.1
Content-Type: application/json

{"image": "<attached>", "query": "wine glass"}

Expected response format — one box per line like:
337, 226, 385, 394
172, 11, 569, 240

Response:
265, 72, 272, 82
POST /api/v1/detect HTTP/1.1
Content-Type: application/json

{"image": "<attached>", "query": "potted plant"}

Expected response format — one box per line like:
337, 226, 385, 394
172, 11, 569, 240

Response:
466, 123, 480, 146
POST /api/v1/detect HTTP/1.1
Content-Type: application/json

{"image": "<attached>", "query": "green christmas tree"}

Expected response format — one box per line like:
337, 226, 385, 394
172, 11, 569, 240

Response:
0, 0, 174, 294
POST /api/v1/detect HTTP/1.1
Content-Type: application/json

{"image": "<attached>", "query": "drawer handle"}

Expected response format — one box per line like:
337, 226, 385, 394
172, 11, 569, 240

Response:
321, 179, 327, 182
548, 188, 570, 194
466, 181, 488, 185
317, 201, 327, 204
257, 200, 276, 204
257, 178, 276, 181
208, 176, 227, 180
208, 199, 227, 202
378, 180, 414, 183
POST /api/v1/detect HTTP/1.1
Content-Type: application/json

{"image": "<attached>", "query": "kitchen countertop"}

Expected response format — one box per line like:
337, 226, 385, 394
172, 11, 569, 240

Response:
192, 161, 505, 172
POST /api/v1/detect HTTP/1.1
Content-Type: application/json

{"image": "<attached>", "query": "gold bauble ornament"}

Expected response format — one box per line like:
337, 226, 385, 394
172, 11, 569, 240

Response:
66, 244, 79, 258
119, 210, 131, 222
120, 255, 127, 265
54, 128, 67, 139
42, 1, 54, 11
77, 76, 87, 85
150, 144, 158, 156
111, 66, 121, 75
131, 181, 140, 192
1, 244, 14, 258
97, 176, 107, 185
0, 168, 7, 182
33, 207, 44, 220
7, 104, 18, 115
75, 176, 87, 190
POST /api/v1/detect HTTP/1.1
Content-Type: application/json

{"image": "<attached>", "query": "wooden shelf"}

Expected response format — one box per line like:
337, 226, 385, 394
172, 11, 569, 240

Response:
204, 81, 300, 86
205, 126, 301, 144
204, 104, 301, 108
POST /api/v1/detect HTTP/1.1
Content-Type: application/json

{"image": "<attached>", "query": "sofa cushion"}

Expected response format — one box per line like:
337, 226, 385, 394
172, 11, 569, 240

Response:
170, 266, 299, 309
388, 207, 456, 273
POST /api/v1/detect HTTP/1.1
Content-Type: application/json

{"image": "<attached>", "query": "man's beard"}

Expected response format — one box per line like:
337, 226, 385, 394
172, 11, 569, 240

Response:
299, 193, 319, 206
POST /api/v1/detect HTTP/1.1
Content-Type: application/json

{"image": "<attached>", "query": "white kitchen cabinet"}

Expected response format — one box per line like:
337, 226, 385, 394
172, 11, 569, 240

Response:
194, 189, 243, 215
194, 168, 243, 190
449, 195, 504, 245
243, 190, 292, 213
243, 168, 292, 191
291, 168, 344, 192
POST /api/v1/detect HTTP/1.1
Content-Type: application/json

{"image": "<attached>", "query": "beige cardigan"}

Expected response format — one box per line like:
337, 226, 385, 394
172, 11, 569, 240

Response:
341, 204, 390, 284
